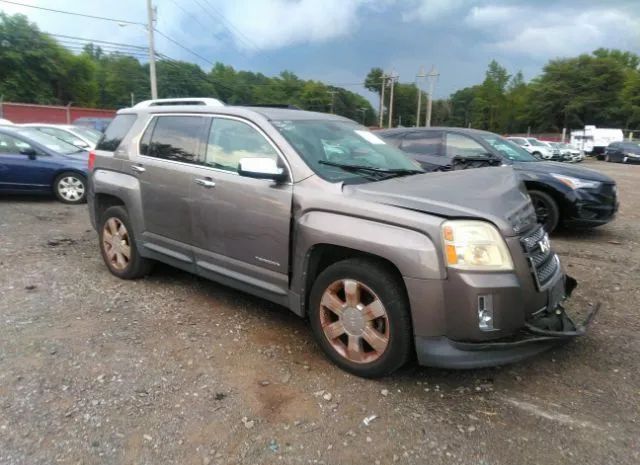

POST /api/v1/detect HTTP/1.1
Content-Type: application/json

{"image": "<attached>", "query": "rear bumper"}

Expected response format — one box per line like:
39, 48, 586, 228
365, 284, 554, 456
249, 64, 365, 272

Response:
415, 277, 600, 369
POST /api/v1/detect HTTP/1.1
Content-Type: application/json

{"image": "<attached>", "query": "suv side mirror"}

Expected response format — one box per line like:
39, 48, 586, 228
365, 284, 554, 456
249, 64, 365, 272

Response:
20, 147, 37, 159
238, 157, 287, 182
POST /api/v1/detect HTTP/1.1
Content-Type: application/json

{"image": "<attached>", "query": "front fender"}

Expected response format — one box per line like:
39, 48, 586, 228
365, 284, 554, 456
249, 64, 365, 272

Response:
293, 211, 443, 286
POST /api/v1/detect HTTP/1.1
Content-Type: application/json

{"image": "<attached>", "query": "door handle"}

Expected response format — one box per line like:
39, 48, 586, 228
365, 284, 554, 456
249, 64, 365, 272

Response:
131, 164, 146, 173
194, 177, 216, 188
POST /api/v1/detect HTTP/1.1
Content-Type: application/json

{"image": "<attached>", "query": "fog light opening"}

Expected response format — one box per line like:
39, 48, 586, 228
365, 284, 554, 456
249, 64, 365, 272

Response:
478, 295, 495, 331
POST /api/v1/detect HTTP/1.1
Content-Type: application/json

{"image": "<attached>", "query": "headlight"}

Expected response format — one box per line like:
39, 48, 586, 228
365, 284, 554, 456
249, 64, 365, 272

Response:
550, 173, 601, 189
441, 220, 514, 271
625, 152, 640, 158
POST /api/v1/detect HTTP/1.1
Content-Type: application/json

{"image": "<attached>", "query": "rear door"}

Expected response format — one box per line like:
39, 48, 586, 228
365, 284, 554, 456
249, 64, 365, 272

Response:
398, 131, 445, 169
130, 114, 209, 267
189, 116, 293, 301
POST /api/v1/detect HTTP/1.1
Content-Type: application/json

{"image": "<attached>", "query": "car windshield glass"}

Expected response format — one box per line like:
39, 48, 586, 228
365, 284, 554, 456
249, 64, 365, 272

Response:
14, 128, 81, 154
272, 120, 423, 182
481, 134, 538, 162
528, 139, 546, 147
73, 126, 102, 143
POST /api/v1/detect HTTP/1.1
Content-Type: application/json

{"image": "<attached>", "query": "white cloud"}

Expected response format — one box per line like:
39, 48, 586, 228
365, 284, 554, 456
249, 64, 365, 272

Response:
209, 0, 389, 51
464, 5, 640, 59
402, 0, 473, 23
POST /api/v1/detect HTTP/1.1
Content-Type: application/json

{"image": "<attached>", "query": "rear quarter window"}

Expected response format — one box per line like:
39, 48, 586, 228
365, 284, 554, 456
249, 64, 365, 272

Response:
96, 114, 137, 151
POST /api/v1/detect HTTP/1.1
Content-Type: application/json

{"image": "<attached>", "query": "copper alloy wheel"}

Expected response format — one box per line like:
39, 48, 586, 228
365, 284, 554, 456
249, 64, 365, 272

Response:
102, 217, 131, 271
319, 279, 390, 364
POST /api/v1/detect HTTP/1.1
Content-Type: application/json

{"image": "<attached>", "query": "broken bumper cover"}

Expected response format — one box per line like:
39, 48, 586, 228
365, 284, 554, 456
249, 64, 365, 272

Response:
415, 276, 600, 369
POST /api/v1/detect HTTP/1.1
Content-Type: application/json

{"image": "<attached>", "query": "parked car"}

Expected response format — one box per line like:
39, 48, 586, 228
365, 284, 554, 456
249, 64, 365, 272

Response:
603, 141, 640, 163
73, 117, 113, 133
0, 118, 13, 125
21, 123, 102, 150
88, 99, 596, 378
547, 141, 584, 162
378, 127, 617, 233
507, 137, 559, 160
0, 126, 89, 203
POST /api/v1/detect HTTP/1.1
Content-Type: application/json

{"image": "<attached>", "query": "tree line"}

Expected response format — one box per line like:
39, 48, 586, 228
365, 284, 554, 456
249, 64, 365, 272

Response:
367, 48, 640, 133
0, 13, 377, 125
2, 12, 639, 133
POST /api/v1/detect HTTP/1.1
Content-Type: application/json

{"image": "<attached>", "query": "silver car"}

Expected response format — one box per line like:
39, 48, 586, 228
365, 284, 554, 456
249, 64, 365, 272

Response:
87, 99, 596, 378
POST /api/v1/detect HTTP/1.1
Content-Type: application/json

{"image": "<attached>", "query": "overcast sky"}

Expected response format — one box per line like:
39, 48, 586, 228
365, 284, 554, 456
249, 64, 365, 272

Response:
2, 0, 639, 102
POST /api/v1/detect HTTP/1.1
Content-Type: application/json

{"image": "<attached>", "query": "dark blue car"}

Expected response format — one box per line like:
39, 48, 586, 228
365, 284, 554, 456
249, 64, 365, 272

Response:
0, 126, 89, 204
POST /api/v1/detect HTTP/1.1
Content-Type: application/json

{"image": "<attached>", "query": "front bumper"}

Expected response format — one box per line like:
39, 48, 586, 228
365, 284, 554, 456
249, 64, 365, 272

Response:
564, 183, 618, 227
415, 276, 600, 369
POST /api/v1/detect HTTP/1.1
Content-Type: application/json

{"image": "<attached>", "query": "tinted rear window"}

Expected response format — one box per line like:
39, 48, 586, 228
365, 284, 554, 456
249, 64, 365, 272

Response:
96, 114, 137, 151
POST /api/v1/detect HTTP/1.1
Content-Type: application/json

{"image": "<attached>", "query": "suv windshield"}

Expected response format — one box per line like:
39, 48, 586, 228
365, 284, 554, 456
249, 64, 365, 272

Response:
480, 134, 538, 162
272, 120, 422, 182
14, 128, 82, 155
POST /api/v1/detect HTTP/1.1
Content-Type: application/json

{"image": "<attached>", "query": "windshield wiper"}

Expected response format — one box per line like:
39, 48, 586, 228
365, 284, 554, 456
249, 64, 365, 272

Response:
319, 160, 423, 179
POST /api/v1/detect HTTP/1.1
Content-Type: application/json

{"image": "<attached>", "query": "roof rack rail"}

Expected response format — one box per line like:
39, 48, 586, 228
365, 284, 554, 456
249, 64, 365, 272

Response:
132, 98, 224, 108
242, 104, 302, 110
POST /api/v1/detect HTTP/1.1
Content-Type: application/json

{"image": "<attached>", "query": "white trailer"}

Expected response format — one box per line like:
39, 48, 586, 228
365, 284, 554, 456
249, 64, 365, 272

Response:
570, 125, 623, 157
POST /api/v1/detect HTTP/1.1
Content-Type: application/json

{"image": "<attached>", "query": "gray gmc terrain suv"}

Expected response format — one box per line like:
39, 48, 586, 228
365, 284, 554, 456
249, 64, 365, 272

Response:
88, 98, 597, 378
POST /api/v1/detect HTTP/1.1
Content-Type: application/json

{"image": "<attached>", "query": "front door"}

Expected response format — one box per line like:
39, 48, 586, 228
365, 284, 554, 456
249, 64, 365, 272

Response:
131, 114, 209, 266
0, 133, 53, 191
190, 116, 293, 301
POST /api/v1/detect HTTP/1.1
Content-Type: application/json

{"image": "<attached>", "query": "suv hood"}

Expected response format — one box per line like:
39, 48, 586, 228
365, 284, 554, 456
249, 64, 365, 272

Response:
512, 160, 614, 182
344, 166, 535, 236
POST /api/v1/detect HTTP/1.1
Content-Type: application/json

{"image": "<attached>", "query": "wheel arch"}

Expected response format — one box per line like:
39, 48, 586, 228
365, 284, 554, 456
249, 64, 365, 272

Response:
293, 211, 443, 317
91, 169, 145, 236
523, 180, 567, 213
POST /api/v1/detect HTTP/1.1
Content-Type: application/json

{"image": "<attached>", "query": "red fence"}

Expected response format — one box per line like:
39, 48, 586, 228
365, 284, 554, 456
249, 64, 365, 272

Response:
0, 102, 116, 124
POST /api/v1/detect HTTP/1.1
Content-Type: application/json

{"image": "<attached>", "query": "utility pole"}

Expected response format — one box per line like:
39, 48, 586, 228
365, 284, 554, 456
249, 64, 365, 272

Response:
425, 65, 439, 127
415, 66, 426, 127
146, 0, 158, 100
131, 93, 135, 107
327, 90, 339, 114
378, 74, 387, 128
387, 73, 397, 128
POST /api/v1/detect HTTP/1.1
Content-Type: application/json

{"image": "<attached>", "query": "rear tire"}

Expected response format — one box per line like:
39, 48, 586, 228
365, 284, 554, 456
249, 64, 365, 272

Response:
99, 206, 152, 279
529, 189, 560, 233
308, 258, 412, 378
53, 172, 87, 204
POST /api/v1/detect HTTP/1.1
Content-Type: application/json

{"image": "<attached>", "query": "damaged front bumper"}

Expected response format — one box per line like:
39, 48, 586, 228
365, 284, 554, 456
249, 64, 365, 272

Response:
415, 276, 600, 369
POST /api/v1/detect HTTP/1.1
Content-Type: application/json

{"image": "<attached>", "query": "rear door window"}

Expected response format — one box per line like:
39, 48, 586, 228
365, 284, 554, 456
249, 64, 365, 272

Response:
96, 114, 137, 151
143, 115, 208, 164
400, 131, 443, 155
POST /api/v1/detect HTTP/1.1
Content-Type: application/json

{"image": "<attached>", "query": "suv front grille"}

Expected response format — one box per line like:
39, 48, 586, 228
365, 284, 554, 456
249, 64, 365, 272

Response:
520, 226, 559, 290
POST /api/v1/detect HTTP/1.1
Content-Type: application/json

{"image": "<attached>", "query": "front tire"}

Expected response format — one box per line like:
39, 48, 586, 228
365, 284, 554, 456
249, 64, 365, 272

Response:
308, 258, 412, 378
54, 172, 87, 204
99, 206, 152, 279
529, 189, 560, 233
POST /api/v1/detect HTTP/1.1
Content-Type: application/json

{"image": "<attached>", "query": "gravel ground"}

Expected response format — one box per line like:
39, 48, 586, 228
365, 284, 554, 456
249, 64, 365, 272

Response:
0, 159, 638, 465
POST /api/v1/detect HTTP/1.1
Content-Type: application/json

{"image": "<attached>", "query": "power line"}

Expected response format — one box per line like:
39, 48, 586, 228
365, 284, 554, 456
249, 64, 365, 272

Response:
0, 0, 145, 25
47, 33, 148, 51
153, 28, 215, 66
191, 0, 259, 52
165, 0, 220, 41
